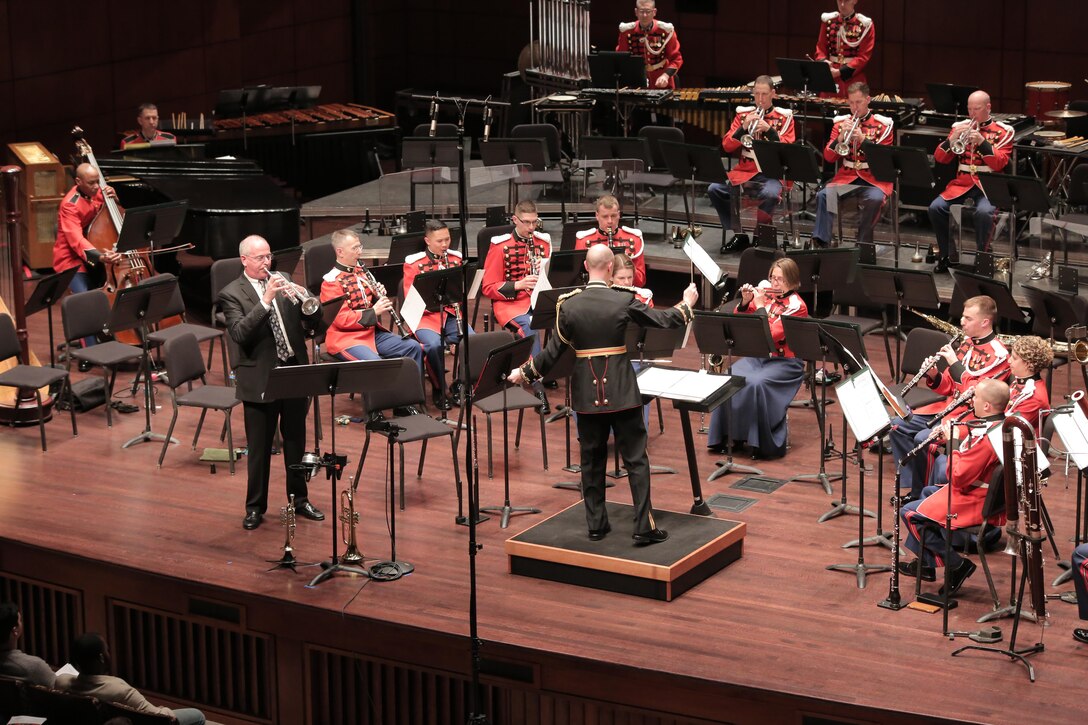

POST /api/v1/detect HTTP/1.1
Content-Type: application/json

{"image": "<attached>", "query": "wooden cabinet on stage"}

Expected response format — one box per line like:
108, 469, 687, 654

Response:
6, 142, 67, 270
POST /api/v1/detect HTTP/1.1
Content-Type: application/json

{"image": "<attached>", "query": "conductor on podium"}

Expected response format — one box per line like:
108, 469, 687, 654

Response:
509, 246, 697, 545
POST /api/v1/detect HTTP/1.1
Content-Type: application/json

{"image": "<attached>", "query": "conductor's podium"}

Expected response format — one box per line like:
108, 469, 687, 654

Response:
505, 501, 746, 601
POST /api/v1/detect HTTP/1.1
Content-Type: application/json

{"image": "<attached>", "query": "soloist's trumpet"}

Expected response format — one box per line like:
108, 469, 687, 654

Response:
269, 270, 320, 315
340, 476, 363, 565
740, 107, 766, 149
950, 120, 979, 155
835, 115, 862, 156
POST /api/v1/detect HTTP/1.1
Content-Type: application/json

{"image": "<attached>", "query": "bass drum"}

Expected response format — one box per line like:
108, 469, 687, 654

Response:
1025, 81, 1071, 124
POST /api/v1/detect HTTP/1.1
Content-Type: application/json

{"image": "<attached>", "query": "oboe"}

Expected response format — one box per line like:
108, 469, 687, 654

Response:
360, 262, 413, 339
924, 387, 975, 428
903, 408, 971, 460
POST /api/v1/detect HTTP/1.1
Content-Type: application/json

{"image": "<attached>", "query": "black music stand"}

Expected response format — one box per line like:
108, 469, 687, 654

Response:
950, 269, 1027, 326
24, 268, 77, 368
619, 324, 686, 477
560, 223, 592, 251
693, 312, 773, 481
781, 317, 864, 497
271, 360, 406, 586
859, 265, 941, 381
787, 247, 858, 308
412, 263, 476, 404
776, 57, 837, 146
752, 140, 823, 247
108, 278, 178, 449
115, 200, 187, 257
580, 136, 651, 199
863, 143, 937, 266
402, 137, 461, 212
978, 173, 1052, 262
926, 83, 979, 116
588, 50, 647, 135
477, 335, 541, 527
545, 250, 589, 287
659, 141, 728, 237
479, 138, 548, 169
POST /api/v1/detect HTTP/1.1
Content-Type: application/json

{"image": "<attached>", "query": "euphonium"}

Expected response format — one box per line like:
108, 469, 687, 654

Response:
269, 270, 320, 315
950, 120, 979, 155
740, 106, 766, 149
835, 114, 862, 156
339, 476, 363, 565
1001, 415, 1048, 622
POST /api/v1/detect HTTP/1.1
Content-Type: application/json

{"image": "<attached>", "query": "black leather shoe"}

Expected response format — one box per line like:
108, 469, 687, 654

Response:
110, 400, 140, 414
393, 406, 420, 417
534, 389, 551, 416
1073, 628, 1088, 644
924, 247, 937, 264
939, 559, 977, 598
811, 237, 829, 250
632, 528, 669, 546
934, 257, 950, 274
897, 559, 936, 582
78, 359, 92, 373
243, 511, 262, 530
432, 391, 452, 411
588, 522, 612, 541
295, 502, 326, 521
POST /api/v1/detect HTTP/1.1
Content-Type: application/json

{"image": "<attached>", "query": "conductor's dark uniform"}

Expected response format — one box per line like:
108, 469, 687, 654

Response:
519, 281, 693, 538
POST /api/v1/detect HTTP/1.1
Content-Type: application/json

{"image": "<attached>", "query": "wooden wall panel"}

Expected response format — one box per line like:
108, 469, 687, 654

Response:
0, 1, 10, 83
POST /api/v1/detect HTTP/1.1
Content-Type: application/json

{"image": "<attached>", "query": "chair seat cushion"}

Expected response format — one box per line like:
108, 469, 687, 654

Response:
474, 387, 544, 414
148, 323, 224, 346
72, 341, 143, 366
380, 414, 454, 443
822, 313, 884, 336
0, 365, 67, 390
903, 386, 944, 410
178, 384, 240, 410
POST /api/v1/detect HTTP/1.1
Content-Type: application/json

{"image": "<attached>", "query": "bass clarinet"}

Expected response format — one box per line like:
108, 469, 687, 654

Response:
1002, 415, 1048, 623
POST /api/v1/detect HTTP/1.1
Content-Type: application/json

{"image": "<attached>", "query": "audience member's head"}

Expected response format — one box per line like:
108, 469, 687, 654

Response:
71, 632, 111, 675
0, 602, 20, 648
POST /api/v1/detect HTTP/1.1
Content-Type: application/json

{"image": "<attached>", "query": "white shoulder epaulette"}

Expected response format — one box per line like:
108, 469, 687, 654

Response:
575, 227, 597, 240
656, 21, 674, 32
405, 251, 427, 264
833, 113, 852, 123
952, 118, 973, 129
821, 11, 839, 22
856, 12, 873, 27
619, 21, 637, 32
447, 248, 463, 258
621, 225, 643, 238
533, 230, 552, 243
322, 268, 341, 283
736, 104, 755, 114
873, 113, 894, 126
490, 233, 512, 245
775, 106, 794, 116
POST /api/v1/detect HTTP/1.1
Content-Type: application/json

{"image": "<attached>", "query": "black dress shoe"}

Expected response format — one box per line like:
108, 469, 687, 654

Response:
534, 389, 551, 415
924, 247, 937, 264
295, 502, 326, 521
588, 522, 612, 541
811, 237, 829, 250
78, 360, 93, 373
1073, 628, 1088, 644
110, 400, 140, 414
632, 528, 669, 546
432, 392, 452, 411
393, 406, 420, 417
934, 257, 950, 273
939, 559, 977, 597
243, 511, 262, 530
897, 559, 936, 582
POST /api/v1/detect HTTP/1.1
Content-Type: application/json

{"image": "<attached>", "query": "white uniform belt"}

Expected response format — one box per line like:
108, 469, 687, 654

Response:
958, 164, 992, 174
843, 160, 869, 170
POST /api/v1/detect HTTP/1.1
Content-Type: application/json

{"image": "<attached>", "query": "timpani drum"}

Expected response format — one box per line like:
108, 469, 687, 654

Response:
1025, 81, 1071, 123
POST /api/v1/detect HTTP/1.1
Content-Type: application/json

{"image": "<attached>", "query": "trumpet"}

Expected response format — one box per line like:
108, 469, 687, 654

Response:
740, 106, 766, 149
950, 120, 979, 155
834, 115, 862, 156
360, 262, 413, 339
339, 476, 363, 565
268, 270, 320, 315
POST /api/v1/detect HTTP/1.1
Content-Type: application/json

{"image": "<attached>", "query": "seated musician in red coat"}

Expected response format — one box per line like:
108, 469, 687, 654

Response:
898, 378, 1011, 597
574, 195, 646, 288
119, 103, 177, 150
52, 163, 122, 295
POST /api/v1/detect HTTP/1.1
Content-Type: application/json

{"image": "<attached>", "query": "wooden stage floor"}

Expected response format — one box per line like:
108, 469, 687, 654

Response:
1, 303, 1086, 724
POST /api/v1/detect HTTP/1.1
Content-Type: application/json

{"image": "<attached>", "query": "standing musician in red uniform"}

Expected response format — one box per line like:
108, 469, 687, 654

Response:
119, 103, 177, 151
574, 195, 646, 288
319, 229, 423, 369
482, 200, 552, 412
813, 0, 875, 98
52, 163, 122, 295
616, 0, 682, 89
927, 90, 1015, 273
890, 295, 1010, 499
812, 82, 893, 249
706, 75, 796, 239
402, 220, 473, 411
898, 378, 1011, 596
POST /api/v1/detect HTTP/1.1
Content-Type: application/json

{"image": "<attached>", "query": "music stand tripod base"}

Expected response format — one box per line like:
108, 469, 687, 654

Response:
480, 503, 543, 530
826, 560, 892, 589
707, 457, 762, 482
309, 560, 370, 587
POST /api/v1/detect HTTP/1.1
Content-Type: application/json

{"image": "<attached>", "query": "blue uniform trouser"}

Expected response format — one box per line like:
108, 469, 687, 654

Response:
707, 175, 783, 232
928, 186, 997, 259
813, 180, 886, 245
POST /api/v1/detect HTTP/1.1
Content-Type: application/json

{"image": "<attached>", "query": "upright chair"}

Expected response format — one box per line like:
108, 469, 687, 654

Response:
510, 123, 569, 220
23, 683, 100, 725
0, 314, 76, 451
60, 289, 144, 428
158, 333, 241, 474
142, 273, 228, 378
898, 328, 952, 410
357, 357, 461, 510
636, 125, 687, 235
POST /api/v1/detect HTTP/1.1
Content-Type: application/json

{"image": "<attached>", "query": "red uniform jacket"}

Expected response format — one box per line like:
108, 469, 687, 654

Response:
917, 418, 1004, 529
722, 105, 796, 186
823, 111, 895, 195
482, 231, 551, 328
119, 130, 177, 150
319, 262, 388, 356
916, 333, 1011, 415
933, 117, 1014, 201
52, 185, 105, 274
814, 11, 875, 97
574, 226, 646, 287
739, 290, 808, 358
616, 19, 682, 89
402, 248, 463, 334
1005, 375, 1048, 429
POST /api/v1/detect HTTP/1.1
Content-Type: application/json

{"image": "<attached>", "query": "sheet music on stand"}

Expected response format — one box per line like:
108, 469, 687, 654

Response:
834, 367, 892, 442
1051, 398, 1088, 471
987, 423, 1052, 473
636, 367, 733, 404
682, 234, 723, 285
529, 256, 554, 310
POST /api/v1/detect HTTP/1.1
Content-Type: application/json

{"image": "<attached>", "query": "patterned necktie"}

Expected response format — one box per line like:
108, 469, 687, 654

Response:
259, 279, 292, 362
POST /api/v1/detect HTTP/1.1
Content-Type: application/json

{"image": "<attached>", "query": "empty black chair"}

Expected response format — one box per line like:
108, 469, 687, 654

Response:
24, 683, 100, 725
898, 328, 952, 410
142, 273, 228, 379
510, 123, 568, 220
0, 314, 76, 451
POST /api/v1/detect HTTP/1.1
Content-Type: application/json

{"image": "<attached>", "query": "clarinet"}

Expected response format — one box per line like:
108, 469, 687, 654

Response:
924, 387, 976, 428
903, 408, 971, 460
360, 263, 413, 339
899, 334, 964, 396
441, 252, 463, 327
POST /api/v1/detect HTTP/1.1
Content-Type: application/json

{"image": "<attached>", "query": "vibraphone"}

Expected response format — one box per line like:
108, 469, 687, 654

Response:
212, 102, 395, 134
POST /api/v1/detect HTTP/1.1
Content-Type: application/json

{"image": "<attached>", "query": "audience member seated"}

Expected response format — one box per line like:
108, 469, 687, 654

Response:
0, 602, 55, 687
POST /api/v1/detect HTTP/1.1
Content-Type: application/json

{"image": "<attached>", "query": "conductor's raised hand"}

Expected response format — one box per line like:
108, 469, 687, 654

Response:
682, 282, 698, 308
